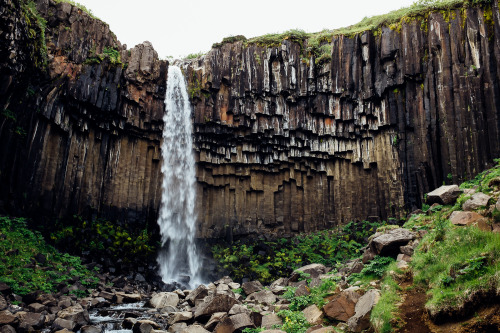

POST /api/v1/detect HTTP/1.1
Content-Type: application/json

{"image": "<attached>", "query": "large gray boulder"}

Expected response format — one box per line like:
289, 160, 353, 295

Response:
261, 313, 283, 329
347, 289, 380, 332
57, 304, 89, 326
194, 292, 239, 319
180, 324, 210, 333
292, 263, 328, 279
302, 304, 323, 325
462, 192, 491, 211
241, 281, 264, 295
148, 292, 179, 309
247, 290, 277, 305
230, 313, 255, 331
370, 228, 416, 256
186, 285, 209, 306
426, 185, 461, 205
18, 312, 45, 330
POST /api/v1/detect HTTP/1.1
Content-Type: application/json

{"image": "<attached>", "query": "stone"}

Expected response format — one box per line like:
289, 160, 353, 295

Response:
204, 312, 227, 331
303, 304, 323, 325
396, 253, 412, 262
214, 276, 233, 285
81, 325, 101, 333
194, 292, 239, 319
137, 319, 160, 329
0, 296, 7, 311
28, 302, 46, 313
180, 324, 211, 333
0, 284, 10, 295
241, 281, 264, 295
57, 304, 89, 326
170, 311, 193, 324
169, 322, 188, 333
186, 285, 209, 306
0, 325, 16, 333
293, 264, 328, 279
323, 288, 361, 322
148, 292, 179, 309
228, 282, 240, 290
229, 313, 255, 330
307, 327, 335, 333
347, 289, 381, 332
0, 311, 17, 325
133, 321, 153, 333
115, 292, 142, 303
228, 304, 250, 315
52, 317, 76, 330
295, 284, 311, 297
496, 198, 500, 211
246, 290, 277, 305
370, 228, 416, 256
18, 312, 45, 330
426, 185, 462, 205
261, 331, 286, 333
450, 211, 485, 226
463, 192, 492, 211
262, 313, 283, 328
54, 329, 74, 333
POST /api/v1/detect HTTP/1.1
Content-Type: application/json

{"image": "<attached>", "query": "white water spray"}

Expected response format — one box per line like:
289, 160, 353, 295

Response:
157, 66, 203, 288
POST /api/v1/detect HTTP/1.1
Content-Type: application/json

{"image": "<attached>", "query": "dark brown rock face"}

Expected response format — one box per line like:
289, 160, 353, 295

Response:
1, 0, 500, 240
0, 0, 166, 228
181, 4, 500, 238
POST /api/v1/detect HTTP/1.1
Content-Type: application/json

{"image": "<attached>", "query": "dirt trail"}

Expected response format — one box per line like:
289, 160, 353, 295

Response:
399, 282, 431, 333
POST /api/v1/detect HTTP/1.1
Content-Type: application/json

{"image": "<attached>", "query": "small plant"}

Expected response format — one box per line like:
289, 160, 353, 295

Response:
185, 51, 206, 59
277, 309, 310, 333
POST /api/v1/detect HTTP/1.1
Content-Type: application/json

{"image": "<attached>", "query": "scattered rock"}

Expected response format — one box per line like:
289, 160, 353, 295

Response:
347, 289, 380, 332
426, 185, 462, 205
28, 302, 46, 313
370, 228, 416, 256
261, 313, 283, 329
463, 192, 492, 211
148, 292, 179, 309
194, 292, 239, 319
133, 321, 153, 333
0, 296, 7, 311
294, 284, 311, 297
0, 283, 11, 295
18, 312, 45, 330
449, 211, 487, 227
81, 325, 101, 333
241, 281, 264, 295
170, 311, 193, 324
303, 304, 323, 325
204, 312, 227, 331
0, 310, 18, 325
323, 287, 360, 322
52, 317, 76, 330
180, 324, 211, 333
246, 290, 277, 305
229, 313, 255, 331
292, 264, 328, 279
57, 304, 89, 326
169, 322, 188, 332
186, 285, 209, 306
0, 325, 16, 333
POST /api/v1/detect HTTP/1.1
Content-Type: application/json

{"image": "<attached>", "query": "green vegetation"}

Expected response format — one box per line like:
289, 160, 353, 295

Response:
212, 220, 385, 283
212, 35, 248, 48
348, 256, 395, 283
284, 277, 337, 311
277, 309, 311, 333
50, 215, 156, 263
53, 0, 100, 20
185, 52, 206, 60
20, 0, 48, 68
0, 216, 99, 296
84, 46, 122, 66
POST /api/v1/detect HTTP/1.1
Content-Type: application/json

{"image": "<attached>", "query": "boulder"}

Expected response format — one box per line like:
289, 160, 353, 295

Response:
0, 310, 18, 325
347, 289, 380, 332
81, 325, 101, 333
496, 197, 500, 211
186, 285, 209, 306
204, 312, 227, 331
261, 331, 286, 333
323, 287, 361, 322
57, 304, 89, 326
213, 317, 234, 333
214, 276, 233, 285
246, 290, 277, 305
169, 322, 188, 332
115, 292, 142, 303
229, 313, 255, 330
133, 322, 153, 333
262, 313, 283, 329
292, 264, 327, 279
148, 292, 179, 309
54, 329, 74, 333
52, 317, 76, 330
0, 284, 10, 295
370, 228, 416, 256
228, 304, 251, 315
194, 292, 239, 319
294, 284, 311, 297
449, 211, 490, 231
18, 312, 45, 330
180, 324, 211, 333
241, 281, 264, 295
426, 185, 461, 205
463, 192, 491, 211
307, 327, 335, 333
170, 311, 193, 324
396, 253, 412, 263
302, 304, 323, 325
0, 325, 16, 333
0, 295, 7, 311
28, 302, 46, 313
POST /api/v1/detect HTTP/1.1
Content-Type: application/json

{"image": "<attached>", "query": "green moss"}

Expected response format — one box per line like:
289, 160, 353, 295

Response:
20, 0, 48, 68
212, 35, 248, 48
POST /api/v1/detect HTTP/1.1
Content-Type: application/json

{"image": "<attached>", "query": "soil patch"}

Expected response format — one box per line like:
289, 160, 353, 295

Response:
399, 283, 431, 333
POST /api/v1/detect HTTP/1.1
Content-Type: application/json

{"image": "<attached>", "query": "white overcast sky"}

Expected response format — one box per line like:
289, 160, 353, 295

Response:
76, 0, 417, 59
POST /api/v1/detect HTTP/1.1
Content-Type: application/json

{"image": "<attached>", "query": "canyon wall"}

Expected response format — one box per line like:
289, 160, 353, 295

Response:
1, 0, 500, 239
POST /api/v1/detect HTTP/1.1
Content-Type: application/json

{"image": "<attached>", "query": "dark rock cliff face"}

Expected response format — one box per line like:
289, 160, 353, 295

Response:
182, 4, 500, 238
1, 0, 500, 239
0, 0, 167, 229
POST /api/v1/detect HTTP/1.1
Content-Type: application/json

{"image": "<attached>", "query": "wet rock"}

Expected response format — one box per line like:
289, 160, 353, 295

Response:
370, 228, 416, 256
133, 321, 153, 333
261, 313, 283, 329
52, 317, 76, 331
323, 287, 361, 322
0, 310, 18, 325
57, 304, 89, 326
241, 281, 264, 295
194, 292, 239, 319
462, 193, 491, 211
115, 292, 142, 304
186, 285, 209, 306
303, 304, 323, 325
426, 185, 462, 205
347, 289, 380, 332
81, 325, 101, 333
180, 324, 210, 333
169, 311, 193, 324
148, 292, 179, 309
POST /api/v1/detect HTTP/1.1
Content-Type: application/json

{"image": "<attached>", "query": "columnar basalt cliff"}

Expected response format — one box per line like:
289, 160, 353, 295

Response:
182, 4, 500, 238
0, 0, 167, 229
1, 0, 500, 239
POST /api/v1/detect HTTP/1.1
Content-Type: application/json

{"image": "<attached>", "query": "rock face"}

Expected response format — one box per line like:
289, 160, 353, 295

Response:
1, 0, 500, 239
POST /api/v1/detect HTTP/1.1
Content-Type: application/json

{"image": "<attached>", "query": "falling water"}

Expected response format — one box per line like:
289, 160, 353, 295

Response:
157, 65, 203, 288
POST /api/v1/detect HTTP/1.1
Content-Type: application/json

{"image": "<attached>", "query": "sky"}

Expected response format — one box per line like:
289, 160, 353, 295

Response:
76, 0, 417, 59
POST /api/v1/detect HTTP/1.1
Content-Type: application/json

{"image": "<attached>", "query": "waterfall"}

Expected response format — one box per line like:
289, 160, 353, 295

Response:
157, 65, 203, 288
